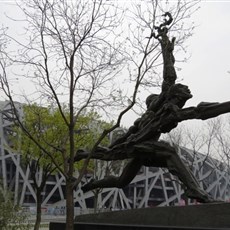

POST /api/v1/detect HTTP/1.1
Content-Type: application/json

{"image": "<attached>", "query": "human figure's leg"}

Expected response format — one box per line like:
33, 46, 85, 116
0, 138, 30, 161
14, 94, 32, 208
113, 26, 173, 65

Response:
165, 150, 216, 202
132, 141, 214, 202
77, 140, 214, 202
131, 141, 199, 188
154, 144, 214, 202
82, 158, 142, 192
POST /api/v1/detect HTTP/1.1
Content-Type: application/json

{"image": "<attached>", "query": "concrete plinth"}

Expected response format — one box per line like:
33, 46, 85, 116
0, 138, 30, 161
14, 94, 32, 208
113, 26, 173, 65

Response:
75, 203, 230, 228
50, 203, 230, 230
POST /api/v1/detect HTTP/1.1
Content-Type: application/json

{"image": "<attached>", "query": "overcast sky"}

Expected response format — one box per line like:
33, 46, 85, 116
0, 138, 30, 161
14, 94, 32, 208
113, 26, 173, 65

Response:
0, 1, 230, 128
180, 1, 230, 106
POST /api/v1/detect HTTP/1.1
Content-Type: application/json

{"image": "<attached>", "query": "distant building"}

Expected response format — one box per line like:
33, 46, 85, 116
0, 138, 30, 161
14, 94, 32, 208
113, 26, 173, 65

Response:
0, 101, 230, 214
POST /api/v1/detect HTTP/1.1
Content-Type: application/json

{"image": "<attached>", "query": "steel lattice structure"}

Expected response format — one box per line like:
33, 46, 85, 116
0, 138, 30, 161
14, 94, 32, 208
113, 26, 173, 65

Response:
1, 101, 230, 213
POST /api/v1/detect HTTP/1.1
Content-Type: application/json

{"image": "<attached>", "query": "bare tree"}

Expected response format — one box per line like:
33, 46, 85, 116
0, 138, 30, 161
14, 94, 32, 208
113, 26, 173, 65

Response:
208, 116, 230, 168
0, 0, 199, 229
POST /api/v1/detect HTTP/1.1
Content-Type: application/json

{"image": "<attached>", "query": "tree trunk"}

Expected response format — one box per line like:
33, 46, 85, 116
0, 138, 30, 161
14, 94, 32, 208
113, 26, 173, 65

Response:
34, 189, 42, 230
93, 190, 99, 214
65, 181, 74, 230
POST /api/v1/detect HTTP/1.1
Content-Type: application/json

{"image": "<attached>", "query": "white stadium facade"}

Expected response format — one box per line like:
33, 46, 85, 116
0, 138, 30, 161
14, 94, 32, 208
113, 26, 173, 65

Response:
1, 101, 230, 214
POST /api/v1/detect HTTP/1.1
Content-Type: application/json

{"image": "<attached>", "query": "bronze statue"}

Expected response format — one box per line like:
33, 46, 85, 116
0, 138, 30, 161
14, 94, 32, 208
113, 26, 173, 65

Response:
75, 13, 230, 203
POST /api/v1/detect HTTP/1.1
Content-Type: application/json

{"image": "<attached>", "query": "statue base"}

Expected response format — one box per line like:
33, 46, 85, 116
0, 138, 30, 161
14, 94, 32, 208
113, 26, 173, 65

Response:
50, 202, 230, 229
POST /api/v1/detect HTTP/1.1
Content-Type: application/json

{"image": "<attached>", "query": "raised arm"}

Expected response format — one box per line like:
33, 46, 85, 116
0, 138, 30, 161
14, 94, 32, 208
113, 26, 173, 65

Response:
153, 12, 177, 93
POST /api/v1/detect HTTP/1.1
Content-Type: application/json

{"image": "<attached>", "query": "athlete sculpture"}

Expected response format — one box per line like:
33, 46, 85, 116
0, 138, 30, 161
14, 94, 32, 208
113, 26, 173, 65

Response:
75, 13, 230, 203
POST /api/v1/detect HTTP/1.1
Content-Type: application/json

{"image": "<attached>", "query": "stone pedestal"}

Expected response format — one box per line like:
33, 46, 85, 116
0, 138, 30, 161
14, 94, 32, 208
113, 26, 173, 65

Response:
50, 203, 230, 230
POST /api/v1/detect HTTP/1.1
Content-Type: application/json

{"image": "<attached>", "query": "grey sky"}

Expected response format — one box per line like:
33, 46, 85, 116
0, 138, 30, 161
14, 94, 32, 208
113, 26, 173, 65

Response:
0, 1, 230, 128
181, 1, 230, 106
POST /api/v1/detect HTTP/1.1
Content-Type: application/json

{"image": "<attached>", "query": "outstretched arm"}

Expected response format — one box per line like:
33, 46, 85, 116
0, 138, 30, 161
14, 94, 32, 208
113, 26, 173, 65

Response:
177, 101, 230, 121
126, 101, 230, 144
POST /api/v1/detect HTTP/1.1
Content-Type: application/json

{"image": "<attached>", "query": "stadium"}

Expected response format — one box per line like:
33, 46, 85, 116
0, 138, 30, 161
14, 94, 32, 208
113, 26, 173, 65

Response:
1, 101, 230, 215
